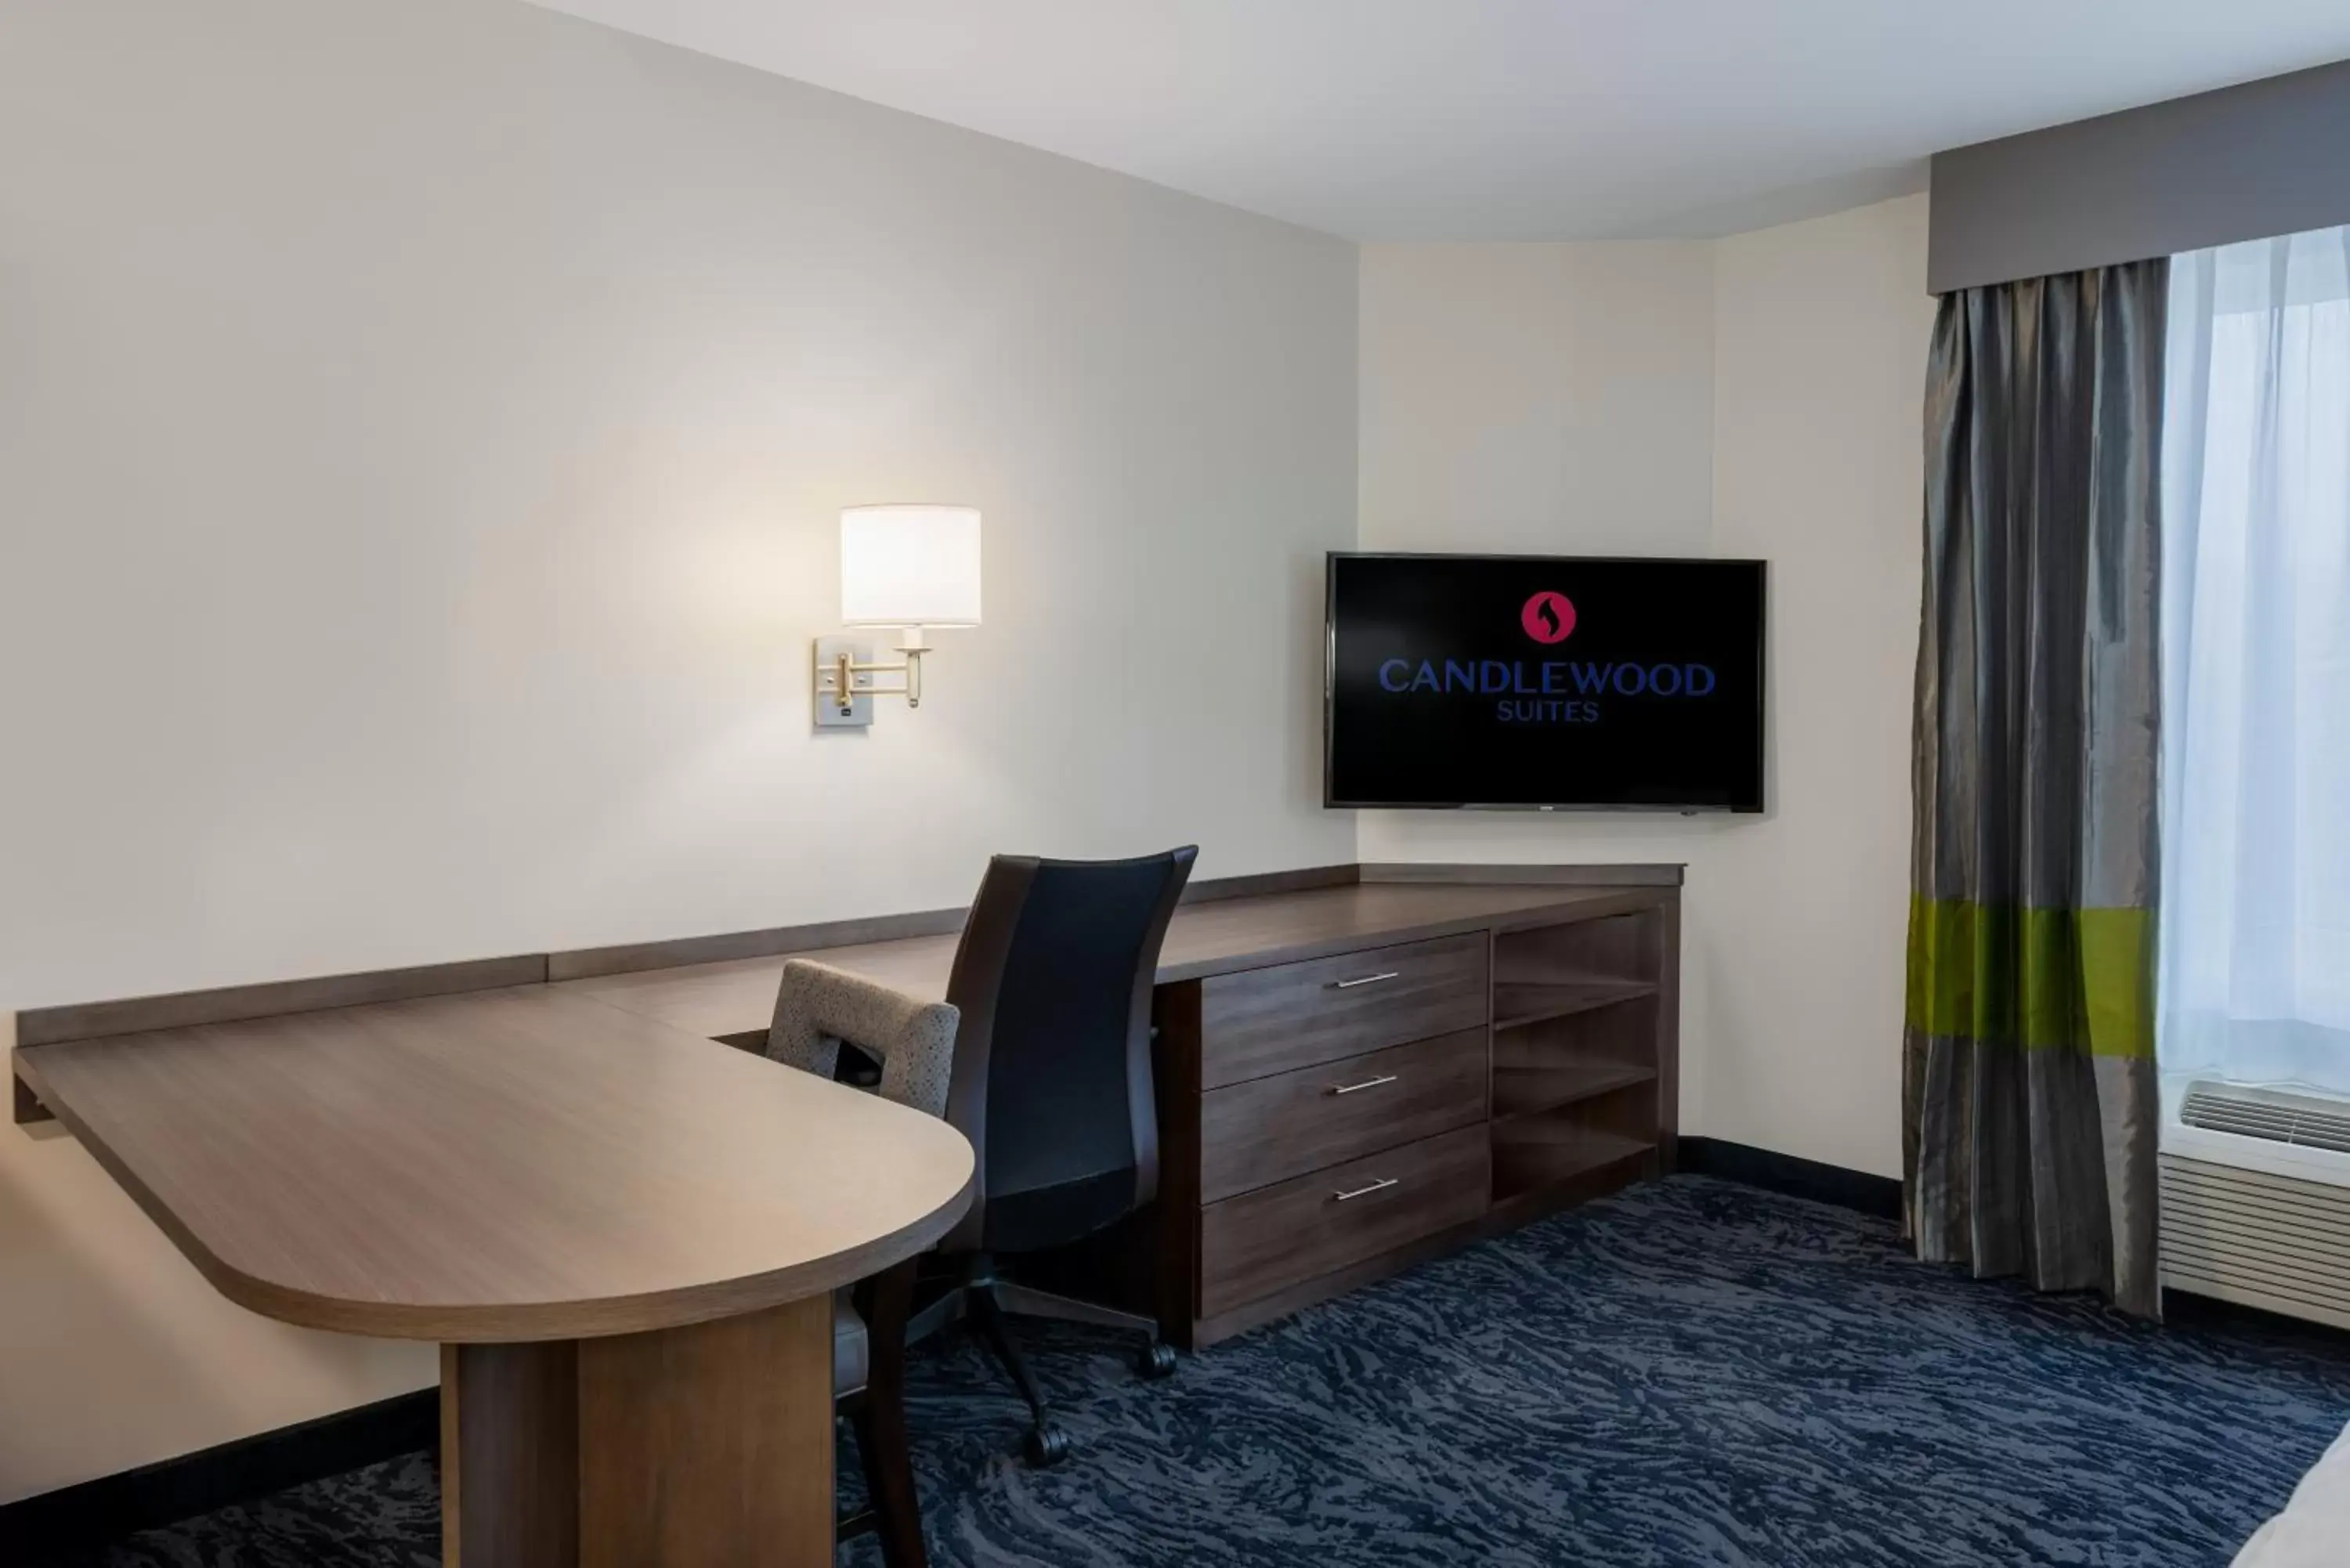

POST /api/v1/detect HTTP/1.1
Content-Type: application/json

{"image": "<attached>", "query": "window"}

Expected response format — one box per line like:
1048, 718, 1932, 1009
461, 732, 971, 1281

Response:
2160, 225, 2350, 1091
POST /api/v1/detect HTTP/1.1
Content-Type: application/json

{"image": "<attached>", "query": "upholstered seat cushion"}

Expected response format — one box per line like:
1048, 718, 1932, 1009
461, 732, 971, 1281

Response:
833, 1290, 869, 1398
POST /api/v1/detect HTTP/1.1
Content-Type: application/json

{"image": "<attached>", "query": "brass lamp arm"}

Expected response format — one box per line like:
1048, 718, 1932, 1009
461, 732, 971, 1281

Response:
815, 645, 927, 714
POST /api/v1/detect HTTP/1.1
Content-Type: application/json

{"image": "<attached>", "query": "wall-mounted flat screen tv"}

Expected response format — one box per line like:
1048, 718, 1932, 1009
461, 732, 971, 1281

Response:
1325, 553, 1766, 811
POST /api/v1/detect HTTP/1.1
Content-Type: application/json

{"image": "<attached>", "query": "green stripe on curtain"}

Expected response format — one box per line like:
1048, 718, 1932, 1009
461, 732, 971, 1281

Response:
1904, 897, 2155, 1058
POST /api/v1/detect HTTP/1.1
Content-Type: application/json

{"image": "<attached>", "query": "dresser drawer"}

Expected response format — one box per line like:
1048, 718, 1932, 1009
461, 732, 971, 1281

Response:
1198, 1027, 1488, 1203
1198, 1125, 1490, 1317
1197, 932, 1488, 1089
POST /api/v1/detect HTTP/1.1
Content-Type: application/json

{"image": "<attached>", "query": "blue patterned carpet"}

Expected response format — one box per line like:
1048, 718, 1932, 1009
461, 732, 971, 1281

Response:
74, 1177, 2350, 1566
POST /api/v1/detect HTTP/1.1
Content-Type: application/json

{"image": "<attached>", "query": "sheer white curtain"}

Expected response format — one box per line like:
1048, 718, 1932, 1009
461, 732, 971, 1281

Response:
2160, 225, 2350, 1091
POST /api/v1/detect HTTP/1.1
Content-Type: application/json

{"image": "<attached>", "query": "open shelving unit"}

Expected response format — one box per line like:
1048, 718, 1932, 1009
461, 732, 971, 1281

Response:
1491, 1053, 1656, 1121
1488, 909, 1672, 1207
1491, 977, 1658, 1031
1491, 1115, 1656, 1190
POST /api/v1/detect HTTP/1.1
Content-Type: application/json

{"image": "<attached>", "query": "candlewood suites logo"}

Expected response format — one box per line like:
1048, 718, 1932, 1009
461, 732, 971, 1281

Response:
1520, 591, 1576, 643
1373, 590, 1717, 725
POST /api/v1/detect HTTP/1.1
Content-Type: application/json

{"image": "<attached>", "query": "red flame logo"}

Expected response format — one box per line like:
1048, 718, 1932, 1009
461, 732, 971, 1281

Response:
1520, 591, 1576, 645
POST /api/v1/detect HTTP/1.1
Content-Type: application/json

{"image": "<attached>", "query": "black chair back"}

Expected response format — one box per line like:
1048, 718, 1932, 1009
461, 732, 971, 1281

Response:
940, 847, 1196, 1254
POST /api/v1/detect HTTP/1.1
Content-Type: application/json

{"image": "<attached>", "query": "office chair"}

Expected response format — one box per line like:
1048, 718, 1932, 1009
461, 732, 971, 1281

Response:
918, 846, 1197, 1466
766, 958, 961, 1568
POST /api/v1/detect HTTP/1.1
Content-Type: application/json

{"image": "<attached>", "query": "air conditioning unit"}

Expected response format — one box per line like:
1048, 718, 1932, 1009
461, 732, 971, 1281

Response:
2163, 1080, 2350, 1331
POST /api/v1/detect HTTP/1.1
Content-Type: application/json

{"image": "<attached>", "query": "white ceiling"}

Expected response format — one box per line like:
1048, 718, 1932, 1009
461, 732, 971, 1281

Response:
526, 1, 2350, 240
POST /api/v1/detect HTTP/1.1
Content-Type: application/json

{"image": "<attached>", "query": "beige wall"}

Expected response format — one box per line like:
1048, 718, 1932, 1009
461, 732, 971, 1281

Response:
1, 0, 1932, 1501
1703, 196, 1932, 1172
1354, 238, 1733, 1132
0, 0, 1355, 1502
0, 1008, 438, 1505
1358, 242, 1719, 555
1355, 195, 1933, 1177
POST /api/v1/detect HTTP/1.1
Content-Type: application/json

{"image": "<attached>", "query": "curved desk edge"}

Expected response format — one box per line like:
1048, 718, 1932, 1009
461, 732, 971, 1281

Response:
15, 1002, 978, 1344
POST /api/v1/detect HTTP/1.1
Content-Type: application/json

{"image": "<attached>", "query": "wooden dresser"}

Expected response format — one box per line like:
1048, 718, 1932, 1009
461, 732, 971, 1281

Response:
1148, 887, 1679, 1346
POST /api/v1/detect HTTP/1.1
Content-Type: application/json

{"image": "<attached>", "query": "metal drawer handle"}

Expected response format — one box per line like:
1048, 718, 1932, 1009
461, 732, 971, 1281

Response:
1332, 1176, 1400, 1202
1330, 971, 1401, 990
1329, 1074, 1400, 1097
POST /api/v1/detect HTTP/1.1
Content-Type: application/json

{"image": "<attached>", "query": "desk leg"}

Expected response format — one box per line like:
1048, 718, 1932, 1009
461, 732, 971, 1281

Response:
442, 1295, 836, 1568
443, 1341, 579, 1565
578, 1295, 837, 1567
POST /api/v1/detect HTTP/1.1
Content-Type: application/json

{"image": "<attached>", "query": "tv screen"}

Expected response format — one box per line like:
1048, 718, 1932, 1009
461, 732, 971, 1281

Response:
1325, 553, 1766, 811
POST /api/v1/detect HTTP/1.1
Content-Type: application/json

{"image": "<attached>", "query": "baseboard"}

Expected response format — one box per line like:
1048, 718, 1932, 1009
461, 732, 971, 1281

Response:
0, 1388, 436, 1559
1678, 1136, 1904, 1220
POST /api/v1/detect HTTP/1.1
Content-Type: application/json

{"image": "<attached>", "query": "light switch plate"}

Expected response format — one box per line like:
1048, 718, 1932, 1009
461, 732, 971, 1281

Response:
813, 637, 875, 728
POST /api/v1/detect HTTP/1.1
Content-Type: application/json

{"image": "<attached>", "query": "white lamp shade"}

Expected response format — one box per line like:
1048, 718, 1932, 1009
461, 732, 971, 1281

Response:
840, 505, 982, 627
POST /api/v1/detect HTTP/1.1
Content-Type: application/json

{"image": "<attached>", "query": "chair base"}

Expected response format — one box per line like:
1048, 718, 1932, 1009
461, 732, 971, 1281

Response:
912, 1254, 1177, 1465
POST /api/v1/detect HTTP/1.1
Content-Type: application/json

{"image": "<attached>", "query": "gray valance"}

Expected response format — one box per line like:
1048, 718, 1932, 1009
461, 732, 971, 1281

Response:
1929, 56, 2350, 294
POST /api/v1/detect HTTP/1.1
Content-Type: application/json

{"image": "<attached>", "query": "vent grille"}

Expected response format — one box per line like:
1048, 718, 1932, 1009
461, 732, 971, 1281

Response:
2179, 1085, 2350, 1154
2162, 1155, 2350, 1331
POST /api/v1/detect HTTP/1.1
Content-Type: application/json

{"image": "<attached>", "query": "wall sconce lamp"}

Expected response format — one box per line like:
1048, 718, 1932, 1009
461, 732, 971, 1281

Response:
813, 504, 982, 728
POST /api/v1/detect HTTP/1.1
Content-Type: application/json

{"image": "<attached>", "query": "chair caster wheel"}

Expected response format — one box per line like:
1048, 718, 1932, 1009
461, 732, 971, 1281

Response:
1023, 1425, 1072, 1467
1138, 1340, 1179, 1380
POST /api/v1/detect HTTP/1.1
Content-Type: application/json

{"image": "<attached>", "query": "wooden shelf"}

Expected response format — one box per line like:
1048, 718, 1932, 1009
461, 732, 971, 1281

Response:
1484, 1158, 1650, 1233
1491, 1124, 1657, 1200
1491, 977, 1658, 1030
1491, 1060, 1657, 1120
1482, 905, 1673, 1219
1491, 1120, 1655, 1156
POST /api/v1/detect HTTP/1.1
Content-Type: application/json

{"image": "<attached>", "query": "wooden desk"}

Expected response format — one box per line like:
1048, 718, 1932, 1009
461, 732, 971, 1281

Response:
562, 934, 959, 1039
12, 866, 1677, 1552
15, 987, 974, 1567
557, 878, 1679, 1346
558, 881, 1643, 1039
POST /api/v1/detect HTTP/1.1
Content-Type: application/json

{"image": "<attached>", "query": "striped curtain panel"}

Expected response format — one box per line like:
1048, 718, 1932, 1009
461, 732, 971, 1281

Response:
1904, 260, 2167, 1317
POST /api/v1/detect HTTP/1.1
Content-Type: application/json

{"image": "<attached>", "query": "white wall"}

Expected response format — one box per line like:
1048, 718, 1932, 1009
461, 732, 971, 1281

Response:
1359, 243, 1718, 554
1355, 239, 1732, 1136
1356, 197, 1932, 1176
1705, 197, 1932, 1173
0, 0, 1355, 1501
1, 0, 1932, 1497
